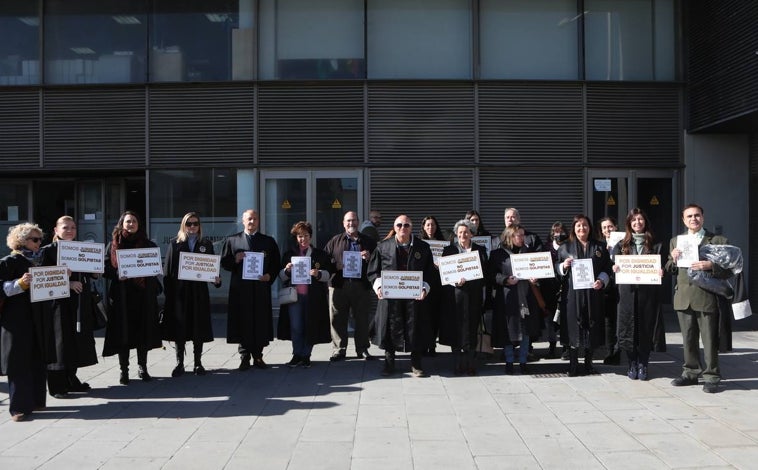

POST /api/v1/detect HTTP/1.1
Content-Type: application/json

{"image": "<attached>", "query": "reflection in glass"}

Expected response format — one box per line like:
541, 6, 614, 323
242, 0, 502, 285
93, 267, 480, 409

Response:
316, 177, 357, 246
150, 169, 237, 219
44, 0, 148, 84
0, 1, 40, 85
265, 178, 307, 251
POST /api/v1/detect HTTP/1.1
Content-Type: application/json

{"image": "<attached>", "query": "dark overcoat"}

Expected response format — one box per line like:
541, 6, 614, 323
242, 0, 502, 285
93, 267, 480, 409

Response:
276, 246, 334, 345
438, 243, 488, 351
162, 237, 219, 343
367, 236, 435, 352
555, 239, 612, 349
221, 231, 281, 351
41, 242, 98, 368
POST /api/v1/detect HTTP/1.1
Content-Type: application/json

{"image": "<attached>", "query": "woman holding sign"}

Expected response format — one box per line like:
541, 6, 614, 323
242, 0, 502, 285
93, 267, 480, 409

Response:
103, 211, 162, 385
419, 216, 446, 356
555, 215, 612, 377
163, 213, 221, 377
0, 223, 56, 421
277, 221, 333, 368
41, 216, 98, 397
612, 208, 664, 381
439, 219, 488, 376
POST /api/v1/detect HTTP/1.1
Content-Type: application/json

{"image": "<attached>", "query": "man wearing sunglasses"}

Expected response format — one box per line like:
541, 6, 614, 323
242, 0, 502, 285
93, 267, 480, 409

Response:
367, 215, 435, 377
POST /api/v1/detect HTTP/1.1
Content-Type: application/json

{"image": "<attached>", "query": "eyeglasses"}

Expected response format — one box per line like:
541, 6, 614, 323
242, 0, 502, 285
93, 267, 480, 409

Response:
185, 221, 200, 227
395, 223, 411, 229
26, 237, 42, 243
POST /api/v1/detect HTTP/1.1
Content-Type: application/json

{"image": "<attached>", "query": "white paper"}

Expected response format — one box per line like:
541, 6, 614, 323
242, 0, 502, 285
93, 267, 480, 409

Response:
614, 255, 661, 285
290, 256, 312, 285
242, 251, 264, 280
342, 250, 362, 279
380, 270, 423, 299
570, 258, 596, 290
425, 240, 450, 264
29, 266, 70, 302
117, 247, 163, 278
57, 240, 105, 273
178, 252, 221, 282
676, 235, 699, 268
607, 231, 626, 249
471, 236, 492, 257
509, 252, 555, 280
438, 251, 484, 286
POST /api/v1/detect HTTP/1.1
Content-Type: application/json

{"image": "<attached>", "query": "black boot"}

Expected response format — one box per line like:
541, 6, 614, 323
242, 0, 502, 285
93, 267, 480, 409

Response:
172, 342, 185, 377
547, 341, 557, 359
584, 349, 596, 375
411, 352, 427, 377
118, 351, 130, 385
193, 342, 206, 376
137, 349, 151, 381
381, 350, 396, 376
568, 348, 579, 377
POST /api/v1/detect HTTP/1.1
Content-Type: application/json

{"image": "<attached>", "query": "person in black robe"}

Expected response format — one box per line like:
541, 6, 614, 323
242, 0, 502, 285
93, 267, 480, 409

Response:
418, 215, 446, 356
163, 212, 221, 377
221, 209, 281, 371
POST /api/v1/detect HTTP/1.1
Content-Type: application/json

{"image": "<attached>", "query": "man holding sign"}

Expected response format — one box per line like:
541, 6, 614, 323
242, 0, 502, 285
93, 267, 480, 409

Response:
221, 209, 281, 371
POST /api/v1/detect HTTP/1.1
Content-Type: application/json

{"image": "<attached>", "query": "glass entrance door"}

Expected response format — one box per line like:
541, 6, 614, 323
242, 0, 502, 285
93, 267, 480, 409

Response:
261, 170, 362, 249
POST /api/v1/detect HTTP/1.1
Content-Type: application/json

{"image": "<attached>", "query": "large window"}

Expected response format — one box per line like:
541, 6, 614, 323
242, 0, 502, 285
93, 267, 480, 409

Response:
367, 0, 471, 79
480, 0, 578, 79
259, 0, 364, 80
0, 1, 39, 86
585, 0, 676, 81
150, 0, 255, 82
44, 0, 147, 84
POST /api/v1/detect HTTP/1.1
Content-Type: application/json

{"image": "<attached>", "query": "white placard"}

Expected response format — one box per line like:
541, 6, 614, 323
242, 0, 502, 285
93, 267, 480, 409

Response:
117, 247, 163, 278
242, 251, 265, 280
290, 256, 312, 285
29, 266, 70, 302
425, 240, 451, 264
178, 252, 221, 282
570, 258, 596, 290
509, 252, 555, 280
676, 235, 699, 268
381, 270, 423, 299
342, 250, 362, 279
438, 251, 484, 286
594, 179, 612, 191
607, 231, 626, 249
7, 205, 18, 221
57, 240, 105, 274
472, 236, 492, 256
614, 255, 661, 285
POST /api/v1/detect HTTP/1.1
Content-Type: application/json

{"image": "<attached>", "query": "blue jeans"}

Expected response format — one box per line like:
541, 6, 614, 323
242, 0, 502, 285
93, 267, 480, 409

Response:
289, 294, 312, 357
504, 335, 529, 364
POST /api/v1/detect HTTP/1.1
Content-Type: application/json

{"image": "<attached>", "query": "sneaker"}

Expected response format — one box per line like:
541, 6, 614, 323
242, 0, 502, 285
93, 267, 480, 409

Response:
627, 361, 638, 380
703, 382, 719, 393
637, 364, 648, 381
671, 376, 698, 387
287, 355, 303, 368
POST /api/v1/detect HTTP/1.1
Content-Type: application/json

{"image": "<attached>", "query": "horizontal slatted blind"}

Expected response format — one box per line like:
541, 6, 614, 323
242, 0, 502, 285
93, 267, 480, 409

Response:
479, 83, 583, 165
43, 88, 145, 168
368, 83, 474, 164
479, 167, 584, 239
150, 85, 254, 167
258, 83, 364, 165
750, 131, 758, 305
0, 89, 39, 169
370, 168, 474, 234
586, 84, 681, 166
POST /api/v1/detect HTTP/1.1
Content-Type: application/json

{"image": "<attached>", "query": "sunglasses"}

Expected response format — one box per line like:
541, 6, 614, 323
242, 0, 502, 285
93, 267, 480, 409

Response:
395, 223, 411, 229
27, 237, 42, 243
185, 221, 200, 227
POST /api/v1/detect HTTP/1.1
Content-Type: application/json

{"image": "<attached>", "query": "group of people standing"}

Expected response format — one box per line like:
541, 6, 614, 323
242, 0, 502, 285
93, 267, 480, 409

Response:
0, 203, 732, 421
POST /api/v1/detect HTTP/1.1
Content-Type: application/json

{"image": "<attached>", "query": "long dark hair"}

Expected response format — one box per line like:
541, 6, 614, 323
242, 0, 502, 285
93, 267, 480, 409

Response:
568, 214, 593, 243
619, 208, 655, 254
112, 210, 146, 241
464, 209, 488, 236
419, 215, 444, 240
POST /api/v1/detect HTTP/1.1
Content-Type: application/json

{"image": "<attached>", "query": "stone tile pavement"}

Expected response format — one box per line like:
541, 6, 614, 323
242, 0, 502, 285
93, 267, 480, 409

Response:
1, 320, 758, 469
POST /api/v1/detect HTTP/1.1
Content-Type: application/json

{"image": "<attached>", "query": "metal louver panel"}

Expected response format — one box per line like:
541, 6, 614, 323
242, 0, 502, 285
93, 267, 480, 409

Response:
43, 88, 145, 169
479, 167, 584, 239
150, 85, 254, 167
479, 83, 583, 165
586, 85, 681, 166
369, 168, 474, 233
258, 83, 364, 165
368, 83, 474, 164
750, 131, 758, 306
0, 89, 39, 169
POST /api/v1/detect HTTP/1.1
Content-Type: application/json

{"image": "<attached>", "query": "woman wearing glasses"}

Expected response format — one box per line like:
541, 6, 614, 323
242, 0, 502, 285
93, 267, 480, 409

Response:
163, 213, 221, 377
0, 223, 56, 421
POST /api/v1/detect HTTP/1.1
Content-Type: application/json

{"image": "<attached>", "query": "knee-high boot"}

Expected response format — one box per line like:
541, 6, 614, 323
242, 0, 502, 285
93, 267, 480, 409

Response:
193, 342, 206, 375
137, 349, 151, 382
172, 342, 186, 377
118, 350, 130, 385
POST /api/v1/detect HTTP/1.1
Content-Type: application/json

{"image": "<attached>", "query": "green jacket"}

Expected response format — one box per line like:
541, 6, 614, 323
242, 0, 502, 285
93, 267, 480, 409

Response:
666, 232, 729, 313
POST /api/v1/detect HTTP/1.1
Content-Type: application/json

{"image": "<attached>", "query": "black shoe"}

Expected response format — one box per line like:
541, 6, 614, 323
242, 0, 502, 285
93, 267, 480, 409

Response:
171, 363, 185, 377
253, 358, 268, 370
238, 357, 251, 371
287, 355, 303, 368
52, 392, 69, 399
603, 350, 621, 365
637, 364, 648, 381
69, 381, 91, 392
561, 348, 570, 361
119, 370, 130, 385
671, 376, 698, 387
330, 350, 346, 362
194, 364, 206, 376
546, 343, 557, 359
527, 352, 540, 363
302, 357, 312, 368
138, 366, 152, 382
357, 350, 375, 360
519, 363, 528, 375
703, 382, 719, 393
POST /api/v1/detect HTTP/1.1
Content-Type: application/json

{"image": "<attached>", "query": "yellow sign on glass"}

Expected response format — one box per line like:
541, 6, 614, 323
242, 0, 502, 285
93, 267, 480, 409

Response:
331, 198, 342, 209
281, 199, 292, 209
607, 195, 616, 206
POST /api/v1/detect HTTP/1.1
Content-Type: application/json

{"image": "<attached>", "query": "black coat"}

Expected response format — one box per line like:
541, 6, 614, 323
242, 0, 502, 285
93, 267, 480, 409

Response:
613, 242, 664, 354
367, 236, 435, 352
438, 243, 488, 350
41, 242, 98, 369
276, 246, 334, 345
102, 240, 163, 356
221, 231, 281, 351
555, 239, 612, 349
162, 237, 220, 343
0, 253, 57, 375
488, 247, 543, 347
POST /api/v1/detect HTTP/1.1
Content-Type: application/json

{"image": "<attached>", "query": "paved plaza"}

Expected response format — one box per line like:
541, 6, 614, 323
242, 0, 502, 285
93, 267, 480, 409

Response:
1, 315, 758, 470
